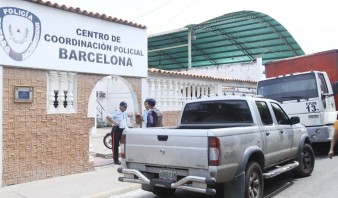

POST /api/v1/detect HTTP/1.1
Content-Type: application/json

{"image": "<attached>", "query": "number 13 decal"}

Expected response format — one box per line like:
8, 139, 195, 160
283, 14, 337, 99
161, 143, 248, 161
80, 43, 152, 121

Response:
306, 102, 317, 112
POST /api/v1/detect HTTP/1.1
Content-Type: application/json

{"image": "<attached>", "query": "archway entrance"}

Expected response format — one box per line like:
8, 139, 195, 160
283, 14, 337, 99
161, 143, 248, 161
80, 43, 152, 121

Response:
87, 76, 140, 166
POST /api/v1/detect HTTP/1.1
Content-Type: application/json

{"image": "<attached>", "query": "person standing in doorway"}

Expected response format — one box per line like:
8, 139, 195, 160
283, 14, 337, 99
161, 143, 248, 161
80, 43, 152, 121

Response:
146, 98, 163, 128
106, 101, 132, 165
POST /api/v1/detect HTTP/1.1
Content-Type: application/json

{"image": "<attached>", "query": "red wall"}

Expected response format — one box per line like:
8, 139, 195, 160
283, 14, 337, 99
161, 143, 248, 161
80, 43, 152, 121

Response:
266, 50, 338, 79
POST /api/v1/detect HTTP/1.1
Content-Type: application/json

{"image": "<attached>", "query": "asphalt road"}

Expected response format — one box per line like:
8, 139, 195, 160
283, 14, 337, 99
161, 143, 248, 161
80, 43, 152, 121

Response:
112, 151, 338, 198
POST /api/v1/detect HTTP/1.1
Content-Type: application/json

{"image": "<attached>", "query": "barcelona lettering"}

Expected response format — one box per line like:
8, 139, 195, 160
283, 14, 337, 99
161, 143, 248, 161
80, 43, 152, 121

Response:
59, 48, 133, 67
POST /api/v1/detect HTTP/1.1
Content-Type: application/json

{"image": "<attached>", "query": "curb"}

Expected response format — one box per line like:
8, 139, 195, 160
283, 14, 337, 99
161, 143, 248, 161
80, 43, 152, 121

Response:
87, 184, 140, 198
94, 159, 114, 167
96, 153, 113, 159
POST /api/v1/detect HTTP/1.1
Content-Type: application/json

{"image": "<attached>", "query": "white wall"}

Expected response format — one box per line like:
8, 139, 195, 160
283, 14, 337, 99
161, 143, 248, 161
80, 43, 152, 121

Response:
93, 76, 134, 125
177, 58, 265, 81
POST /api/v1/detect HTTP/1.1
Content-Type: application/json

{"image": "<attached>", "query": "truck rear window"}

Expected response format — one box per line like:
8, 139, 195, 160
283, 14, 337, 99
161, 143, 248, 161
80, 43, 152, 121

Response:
181, 100, 253, 124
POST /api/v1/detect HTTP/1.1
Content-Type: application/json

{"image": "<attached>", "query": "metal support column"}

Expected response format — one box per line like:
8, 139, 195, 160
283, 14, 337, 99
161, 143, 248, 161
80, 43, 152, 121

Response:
188, 31, 192, 70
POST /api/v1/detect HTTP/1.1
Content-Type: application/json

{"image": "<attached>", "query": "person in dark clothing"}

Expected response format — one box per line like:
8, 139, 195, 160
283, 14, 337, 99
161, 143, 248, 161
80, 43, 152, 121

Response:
106, 101, 132, 165
146, 98, 163, 127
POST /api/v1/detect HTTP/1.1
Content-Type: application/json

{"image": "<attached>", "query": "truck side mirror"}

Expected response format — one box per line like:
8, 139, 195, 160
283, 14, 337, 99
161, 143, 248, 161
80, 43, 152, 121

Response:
333, 81, 338, 94
290, 116, 300, 125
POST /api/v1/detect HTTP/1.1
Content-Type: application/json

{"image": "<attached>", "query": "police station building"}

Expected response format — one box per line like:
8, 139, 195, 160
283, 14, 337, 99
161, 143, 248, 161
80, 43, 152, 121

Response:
0, 0, 147, 186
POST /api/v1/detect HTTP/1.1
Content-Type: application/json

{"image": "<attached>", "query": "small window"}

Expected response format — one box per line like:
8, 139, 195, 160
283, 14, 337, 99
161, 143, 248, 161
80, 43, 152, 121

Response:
255, 101, 273, 125
271, 103, 290, 125
318, 73, 328, 94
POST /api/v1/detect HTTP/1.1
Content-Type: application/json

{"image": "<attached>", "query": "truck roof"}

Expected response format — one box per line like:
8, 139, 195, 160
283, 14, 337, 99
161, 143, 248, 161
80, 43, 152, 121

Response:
186, 94, 273, 104
260, 70, 323, 81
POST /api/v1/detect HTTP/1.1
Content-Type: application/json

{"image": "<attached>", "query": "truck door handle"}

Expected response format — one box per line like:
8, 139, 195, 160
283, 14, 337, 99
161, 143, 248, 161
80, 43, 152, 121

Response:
158, 135, 168, 141
265, 132, 270, 136
280, 130, 284, 134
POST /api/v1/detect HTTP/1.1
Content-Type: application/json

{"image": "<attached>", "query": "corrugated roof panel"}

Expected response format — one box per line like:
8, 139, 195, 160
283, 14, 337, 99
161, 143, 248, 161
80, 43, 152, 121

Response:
148, 10, 304, 69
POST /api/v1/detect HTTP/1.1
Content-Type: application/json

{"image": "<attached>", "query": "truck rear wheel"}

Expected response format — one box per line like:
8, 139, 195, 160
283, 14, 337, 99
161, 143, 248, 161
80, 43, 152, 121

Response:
152, 186, 175, 197
292, 143, 315, 177
245, 161, 263, 198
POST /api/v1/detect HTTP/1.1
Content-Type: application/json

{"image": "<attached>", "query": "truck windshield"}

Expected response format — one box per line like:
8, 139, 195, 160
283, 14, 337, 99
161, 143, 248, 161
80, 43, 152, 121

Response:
181, 100, 253, 124
257, 73, 318, 103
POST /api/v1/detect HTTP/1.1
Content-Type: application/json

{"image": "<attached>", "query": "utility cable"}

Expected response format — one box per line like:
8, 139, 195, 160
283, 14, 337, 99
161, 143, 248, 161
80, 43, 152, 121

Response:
156, 0, 200, 29
132, 0, 176, 21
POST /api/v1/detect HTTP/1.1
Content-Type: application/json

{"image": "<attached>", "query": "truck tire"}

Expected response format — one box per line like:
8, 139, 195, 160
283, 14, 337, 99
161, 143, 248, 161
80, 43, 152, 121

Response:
292, 143, 315, 177
245, 161, 263, 198
152, 187, 175, 197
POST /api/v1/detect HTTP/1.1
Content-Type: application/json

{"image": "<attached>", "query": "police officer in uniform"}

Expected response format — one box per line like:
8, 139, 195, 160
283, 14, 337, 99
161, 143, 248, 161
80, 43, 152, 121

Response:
106, 101, 132, 164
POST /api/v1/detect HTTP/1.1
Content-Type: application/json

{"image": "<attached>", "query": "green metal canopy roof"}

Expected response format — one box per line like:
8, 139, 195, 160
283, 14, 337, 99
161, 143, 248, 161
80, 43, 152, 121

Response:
148, 10, 304, 70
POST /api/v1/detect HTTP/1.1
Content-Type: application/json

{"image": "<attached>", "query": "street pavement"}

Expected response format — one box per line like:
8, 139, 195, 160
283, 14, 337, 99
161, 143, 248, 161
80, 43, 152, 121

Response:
0, 127, 139, 198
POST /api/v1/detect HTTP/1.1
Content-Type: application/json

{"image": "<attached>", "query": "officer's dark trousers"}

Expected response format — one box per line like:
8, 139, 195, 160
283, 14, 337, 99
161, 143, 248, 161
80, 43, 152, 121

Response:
112, 127, 124, 161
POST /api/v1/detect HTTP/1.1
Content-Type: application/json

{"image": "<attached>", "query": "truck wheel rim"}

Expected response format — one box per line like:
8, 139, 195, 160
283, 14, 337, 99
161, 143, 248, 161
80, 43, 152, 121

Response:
303, 150, 311, 169
249, 172, 260, 198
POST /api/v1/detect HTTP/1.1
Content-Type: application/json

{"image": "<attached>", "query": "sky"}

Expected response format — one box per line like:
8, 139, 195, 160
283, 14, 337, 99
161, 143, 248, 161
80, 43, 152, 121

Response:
48, 0, 338, 54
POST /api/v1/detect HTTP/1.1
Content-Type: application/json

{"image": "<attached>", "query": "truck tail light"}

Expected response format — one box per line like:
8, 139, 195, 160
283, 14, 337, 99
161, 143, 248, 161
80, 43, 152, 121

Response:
120, 134, 126, 159
209, 137, 220, 166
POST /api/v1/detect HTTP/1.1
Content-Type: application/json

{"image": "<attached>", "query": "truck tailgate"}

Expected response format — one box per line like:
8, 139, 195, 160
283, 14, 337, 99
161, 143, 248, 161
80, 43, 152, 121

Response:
124, 128, 209, 169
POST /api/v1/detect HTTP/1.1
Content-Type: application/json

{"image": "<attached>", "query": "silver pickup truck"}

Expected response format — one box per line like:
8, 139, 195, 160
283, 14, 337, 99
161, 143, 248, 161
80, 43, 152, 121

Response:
117, 95, 315, 198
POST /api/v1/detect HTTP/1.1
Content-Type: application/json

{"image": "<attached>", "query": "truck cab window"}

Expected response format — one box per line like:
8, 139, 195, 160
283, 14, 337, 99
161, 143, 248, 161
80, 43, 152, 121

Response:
271, 103, 290, 125
257, 73, 318, 102
255, 101, 273, 125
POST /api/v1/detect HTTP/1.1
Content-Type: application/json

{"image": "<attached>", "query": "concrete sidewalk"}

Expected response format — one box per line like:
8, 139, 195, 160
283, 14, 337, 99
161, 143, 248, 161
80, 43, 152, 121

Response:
91, 127, 114, 162
0, 165, 140, 198
0, 127, 140, 198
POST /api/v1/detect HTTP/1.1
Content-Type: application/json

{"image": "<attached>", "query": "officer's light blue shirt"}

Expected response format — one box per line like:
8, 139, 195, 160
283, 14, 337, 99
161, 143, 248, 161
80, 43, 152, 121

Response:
108, 109, 128, 129
142, 109, 149, 128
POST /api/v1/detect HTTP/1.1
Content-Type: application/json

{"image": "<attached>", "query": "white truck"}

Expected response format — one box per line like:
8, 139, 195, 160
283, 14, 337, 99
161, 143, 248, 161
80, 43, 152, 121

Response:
117, 95, 315, 198
257, 71, 338, 143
